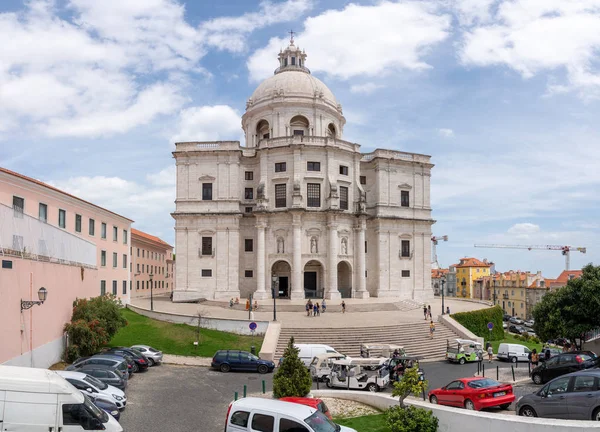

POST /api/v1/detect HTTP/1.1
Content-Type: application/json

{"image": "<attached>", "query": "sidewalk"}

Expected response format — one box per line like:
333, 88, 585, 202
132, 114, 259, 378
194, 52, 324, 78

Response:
473, 362, 531, 384
163, 354, 212, 367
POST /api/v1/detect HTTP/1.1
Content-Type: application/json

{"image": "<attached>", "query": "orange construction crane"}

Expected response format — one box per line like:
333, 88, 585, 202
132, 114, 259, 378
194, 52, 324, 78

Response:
473, 244, 586, 271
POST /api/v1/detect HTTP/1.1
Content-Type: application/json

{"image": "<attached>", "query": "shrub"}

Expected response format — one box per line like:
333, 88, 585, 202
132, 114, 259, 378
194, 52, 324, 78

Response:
521, 333, 530, 341
531, 336, 540, 344
451, 306, 504, 341
272, 337, 312, 398
386, 405, 438, 432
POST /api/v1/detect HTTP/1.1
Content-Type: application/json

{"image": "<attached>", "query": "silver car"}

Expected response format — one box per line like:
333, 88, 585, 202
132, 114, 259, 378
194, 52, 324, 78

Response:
130, 345, 163, 366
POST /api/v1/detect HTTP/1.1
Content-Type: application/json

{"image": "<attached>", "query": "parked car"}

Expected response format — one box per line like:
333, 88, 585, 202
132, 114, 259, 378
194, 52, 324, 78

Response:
67, 355, 131, 379
74, 365, 128, 391
102, 347, 149, 372
539, 348, 562, 362
502, 322, 508, 330
56, 370, 127, 410
130, 345, 163, 366
279, 397, 332, 419
428, 377, 515, 411
293, 344, 341, 368
508, 325, 525, 335
530, 351, 599, 384
524, 319, 535, 327
91, 396, 121, 421
224, 397, 356, 432
509, 317, 524, 325
517, 370, 600, 420
522, 327, 537, 337
497, 343, 531, 363
212, 350, 275, 374
503, 313, 511, 322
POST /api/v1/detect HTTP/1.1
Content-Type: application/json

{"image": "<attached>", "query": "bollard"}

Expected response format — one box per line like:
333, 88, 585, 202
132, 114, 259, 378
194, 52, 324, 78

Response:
316, 377, 319, 390
234, 391, 238, 401
243, 384, 247, 398
511, 365, 515, 382
482, 364, 485, 377
422, 386, 426, 401
528, 362, 531, 376
497, 366, 499, 380
477, 361, 479, 374
515, 359, 518, 369
347, 377, 350, 390
262, 380, 266, 394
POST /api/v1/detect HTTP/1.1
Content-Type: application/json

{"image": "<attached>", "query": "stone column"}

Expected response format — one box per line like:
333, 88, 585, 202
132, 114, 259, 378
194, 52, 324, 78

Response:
254, 220, 267, 300
355, 217, 369, 298
327, 218, 341, 300
291, 213, 304, 299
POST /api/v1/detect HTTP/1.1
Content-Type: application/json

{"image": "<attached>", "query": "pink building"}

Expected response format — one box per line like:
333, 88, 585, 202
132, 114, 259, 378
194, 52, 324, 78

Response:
130, 228, 174, 300
0, 167, 133, 367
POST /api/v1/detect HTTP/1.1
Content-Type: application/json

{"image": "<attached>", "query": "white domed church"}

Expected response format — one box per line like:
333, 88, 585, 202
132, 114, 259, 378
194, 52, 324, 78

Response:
172, 37, 434, 302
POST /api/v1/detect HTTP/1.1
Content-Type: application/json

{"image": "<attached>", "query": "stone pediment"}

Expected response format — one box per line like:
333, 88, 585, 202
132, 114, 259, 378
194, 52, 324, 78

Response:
199, 229, 216, 236
398, 183, 412, 189
399, 233, 412, 239
199, 175, 216, 181
337, 229, 351, 237
305, 228, 322, 237
272, 228, 288, 237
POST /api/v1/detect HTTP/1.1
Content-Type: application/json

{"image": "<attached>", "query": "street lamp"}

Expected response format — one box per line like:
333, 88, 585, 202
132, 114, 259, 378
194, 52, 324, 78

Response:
21, 287, 48, 312
271, 275, 278, 322
441, 276, 446, 315
149, 271, 154, 311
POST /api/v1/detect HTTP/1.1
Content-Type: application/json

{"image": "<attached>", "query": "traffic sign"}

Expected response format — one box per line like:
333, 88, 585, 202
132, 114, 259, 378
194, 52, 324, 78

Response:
487, 322, 494, 330
249, 322, 257, 331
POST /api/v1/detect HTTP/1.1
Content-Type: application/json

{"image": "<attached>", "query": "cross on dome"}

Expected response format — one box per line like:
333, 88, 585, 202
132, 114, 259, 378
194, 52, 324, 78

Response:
276, 33, 309, 75
289, 29, 295, 44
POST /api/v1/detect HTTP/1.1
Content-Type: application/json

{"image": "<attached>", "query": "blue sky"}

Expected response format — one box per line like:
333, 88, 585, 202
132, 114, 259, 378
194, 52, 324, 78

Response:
1, 0, 599, 279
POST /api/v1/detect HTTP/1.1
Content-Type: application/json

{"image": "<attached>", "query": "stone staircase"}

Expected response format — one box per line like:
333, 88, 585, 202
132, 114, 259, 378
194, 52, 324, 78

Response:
275, 321, 460, 360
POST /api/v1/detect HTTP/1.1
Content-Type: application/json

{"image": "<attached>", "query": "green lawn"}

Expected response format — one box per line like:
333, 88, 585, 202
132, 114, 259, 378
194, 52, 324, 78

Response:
489, 332, 544, 354
335, 414, 389, 432
108, 308, 263, 357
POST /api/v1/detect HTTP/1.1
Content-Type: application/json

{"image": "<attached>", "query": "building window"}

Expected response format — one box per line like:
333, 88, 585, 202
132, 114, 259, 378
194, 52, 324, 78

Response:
360, 176, 366, 185
365, 241, 367, 253
136, 280, 140, 290
307, 161, 321, 171
245, 207, 253, 213
291, 56, 296, 65
245, 270, 253, 278
113, 226, 118, 242
245, 188, 254, 200
142, 281, 145, 289
13, 196, 24, 218
340, 186, 348, 210
137, 248, 140, 257
100, 222, 106, 239
275, 184, 286, 208
123, 254, 127, 269
275, 162, 286, 172
100, 280, 106, 295
74, 214, 81, 232
101, 251, 106, 267
112, 281, 117, 295
123, 230, 128, 244
307, 183, 321, 207
401, 240, 411, 258
137, 263, 140, 273
122, 281, 127, 295
245, 171, 253, 180
39, 203, 48, 222
112, 252, 117, 268
201, 269, 212, 277
293, 129, 304, 136
12, 235, 24, 251
201, 237, 213, 256
402, 270, 411, 277
142, 249, 145, 258
512, 290, 515, 296
245, 239, 254, 252
202, 183, 213, 200
339, 165, 349, 176
58, 209, 66, 228
401, 190, 409, 207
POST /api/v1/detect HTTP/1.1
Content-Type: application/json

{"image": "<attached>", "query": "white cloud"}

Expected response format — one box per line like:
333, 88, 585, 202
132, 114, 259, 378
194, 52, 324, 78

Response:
147, 165, 176, 187
457, 0, 600, 97
349, 82, 383, 94
438, 128, 454, 138
507, 223, 541, 236
248, 1, 451, 81
451, 0, 495, 26
171, 105, 242, 143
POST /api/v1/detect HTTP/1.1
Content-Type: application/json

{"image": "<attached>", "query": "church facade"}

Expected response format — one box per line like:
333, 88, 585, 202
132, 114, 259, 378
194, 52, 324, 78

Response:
172, 39, 434, 302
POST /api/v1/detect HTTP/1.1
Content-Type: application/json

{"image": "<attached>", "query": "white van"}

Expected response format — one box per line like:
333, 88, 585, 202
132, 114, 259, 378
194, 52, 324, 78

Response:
56, 370, 127, 410
0, 365, 122, 432
225, 397, 356, 432
295, 344, 340, 368
497, 343, 531, 363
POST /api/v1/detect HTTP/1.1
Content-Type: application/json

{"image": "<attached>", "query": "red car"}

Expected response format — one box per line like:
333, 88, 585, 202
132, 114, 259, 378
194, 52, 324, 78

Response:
279, 397, 332, 419
428, 377, 515, 411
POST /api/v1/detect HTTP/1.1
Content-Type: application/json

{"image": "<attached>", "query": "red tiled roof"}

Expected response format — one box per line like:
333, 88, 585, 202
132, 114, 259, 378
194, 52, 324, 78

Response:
0, 166, 133, 222
431, 269, 449, 278
555, 270, 583, 284
131, 228, 172, 248
455, 257, 491, 268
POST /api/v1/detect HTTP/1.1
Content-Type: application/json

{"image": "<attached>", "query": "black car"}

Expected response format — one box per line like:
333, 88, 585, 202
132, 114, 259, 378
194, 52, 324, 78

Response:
75, 365, 128, 390
211, 350, 275, 374
531, 351, 599, 384
509, 325, 525, 335
503, 313, 511, 322
102, 347, 149, 372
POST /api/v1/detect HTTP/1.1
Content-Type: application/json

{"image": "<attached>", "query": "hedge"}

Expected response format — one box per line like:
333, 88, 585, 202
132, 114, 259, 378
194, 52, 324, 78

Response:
451, 305, 504, 341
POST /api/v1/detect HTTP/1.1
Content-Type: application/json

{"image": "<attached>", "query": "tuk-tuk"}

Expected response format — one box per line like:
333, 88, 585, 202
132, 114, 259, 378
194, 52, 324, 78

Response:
387, 355, 425, 383
326, 358, 389, 392
446, 339, 483, 364
309, 352, 347, 381
360, 344, 405, 358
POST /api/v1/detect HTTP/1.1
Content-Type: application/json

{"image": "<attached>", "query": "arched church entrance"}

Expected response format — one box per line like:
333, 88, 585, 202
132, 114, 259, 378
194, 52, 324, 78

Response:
304, 260, 323, 298
337, 261, 352, 298
271, 260, 291, 298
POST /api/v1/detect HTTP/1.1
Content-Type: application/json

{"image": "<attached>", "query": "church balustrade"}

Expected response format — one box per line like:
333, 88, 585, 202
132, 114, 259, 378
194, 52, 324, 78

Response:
361, 149, 431, 163
258, 135, 360, 152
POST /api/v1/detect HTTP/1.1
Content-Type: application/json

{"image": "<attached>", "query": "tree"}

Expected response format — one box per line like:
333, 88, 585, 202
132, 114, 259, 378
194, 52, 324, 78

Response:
272, 337, 312, 398
391, 365, 428, 408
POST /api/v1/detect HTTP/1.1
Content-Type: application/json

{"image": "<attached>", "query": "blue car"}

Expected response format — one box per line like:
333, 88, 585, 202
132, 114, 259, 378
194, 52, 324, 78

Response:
91, 396, 120, 421
211, 350, 275, 374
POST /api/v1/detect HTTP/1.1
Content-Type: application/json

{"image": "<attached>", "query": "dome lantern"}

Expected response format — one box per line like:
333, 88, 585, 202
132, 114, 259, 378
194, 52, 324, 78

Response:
275, 31, 309, 75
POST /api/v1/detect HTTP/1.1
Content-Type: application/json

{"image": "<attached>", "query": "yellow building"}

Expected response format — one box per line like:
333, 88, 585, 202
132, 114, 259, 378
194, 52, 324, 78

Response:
455, 258, 491, 299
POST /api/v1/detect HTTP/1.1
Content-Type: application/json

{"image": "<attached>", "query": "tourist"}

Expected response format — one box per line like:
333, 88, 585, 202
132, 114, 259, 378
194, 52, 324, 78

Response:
341, 300, 346, 313
446, 306, 450, 315
313, 302, 318, 317
316, 302, 320, 316
229, 298, 234, 308
429, 320, 435, 339
308, 299, 313, 316
246, 299, 250, 311
253, 300, 258, 311
322, 299, 327, 313
487, 345, 494, 363
423, 305, 428, 320
531, 349, 539, 367
305, 301, 310, 316
235, 297, 239, 304
544, 348, 551, 361
427, 305, 432, 319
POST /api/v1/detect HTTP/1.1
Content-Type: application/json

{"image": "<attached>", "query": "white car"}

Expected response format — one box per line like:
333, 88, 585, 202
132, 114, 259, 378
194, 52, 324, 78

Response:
130, 345, 163, 366
57, 370, 127, 410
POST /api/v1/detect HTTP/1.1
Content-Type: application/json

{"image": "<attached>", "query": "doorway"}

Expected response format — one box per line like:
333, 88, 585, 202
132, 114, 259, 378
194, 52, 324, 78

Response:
304, 272, 317, 298
278, 277, 289, 297
271, 260, 291, 298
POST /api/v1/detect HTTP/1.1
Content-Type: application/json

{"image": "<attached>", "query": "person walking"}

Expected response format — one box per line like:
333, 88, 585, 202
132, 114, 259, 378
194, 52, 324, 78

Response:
305, 301, 311, 317
487, 345, 494, 363
429, 320, 435, 339
446, 306, 450, 315
316, 302, 320, 316
322, 299, 327, 313
427, 305, 432, 319
531, 349, 539, 367
229, 298, 234, 308
313, 302, 318, 317
544, 348, 551, 362
308, 299, 313, 316
423, 305, 428, 320
341, 300, 346, 314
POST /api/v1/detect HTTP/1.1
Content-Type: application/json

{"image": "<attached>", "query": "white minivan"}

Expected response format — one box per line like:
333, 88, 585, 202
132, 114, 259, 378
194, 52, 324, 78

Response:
225, 397, 356, 432
295, 344, 340, 368
497, 343, 531, 363
0, 365, 122, 432
56, 370, 127, 410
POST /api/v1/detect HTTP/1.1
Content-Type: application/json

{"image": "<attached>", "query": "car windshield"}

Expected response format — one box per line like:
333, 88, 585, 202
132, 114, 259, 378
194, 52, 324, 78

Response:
83, 394, 108, 423
83, 375, 107, 390
248, 354, 259, 361
310, 358, 319, 366
468, 378, 501, 389
304, 410, 339, 432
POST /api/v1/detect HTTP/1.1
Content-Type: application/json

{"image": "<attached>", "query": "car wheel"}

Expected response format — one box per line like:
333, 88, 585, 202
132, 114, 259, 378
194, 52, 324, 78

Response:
593, 408, 600, 421
429, 395, 438, 404
147, 358, 155, 367
220, 363, 231, 373
511, 357, 517, 364
500, 404, 511, 410
532, 373, 543, 385
258, 364, 269, 374
459, 358, 466, 365
519, 406, 537, 417
464, 399, 476, 410
325, 378, 333, 388
132, 363, 139, 373
367, 383, 379, 392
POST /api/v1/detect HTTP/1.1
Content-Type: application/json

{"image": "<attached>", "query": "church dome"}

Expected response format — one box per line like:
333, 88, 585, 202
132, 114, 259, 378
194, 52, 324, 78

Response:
249, 71, 338, 108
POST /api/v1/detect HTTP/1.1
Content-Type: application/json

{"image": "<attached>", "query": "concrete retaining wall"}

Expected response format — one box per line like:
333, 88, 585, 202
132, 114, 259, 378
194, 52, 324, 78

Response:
258, 322, 281, 362
439, 314, 484, 346
127, 304, 269, 336
312, 390, 600, 431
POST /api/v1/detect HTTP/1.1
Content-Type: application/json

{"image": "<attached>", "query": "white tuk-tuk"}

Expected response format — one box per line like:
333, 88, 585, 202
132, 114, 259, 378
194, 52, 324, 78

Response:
360, 344, 405, 358
309, 352, 347, 381
326, 358, 389, 392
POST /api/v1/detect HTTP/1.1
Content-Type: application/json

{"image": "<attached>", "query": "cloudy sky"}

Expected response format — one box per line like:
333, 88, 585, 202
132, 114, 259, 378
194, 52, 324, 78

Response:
1, 0, 599, 279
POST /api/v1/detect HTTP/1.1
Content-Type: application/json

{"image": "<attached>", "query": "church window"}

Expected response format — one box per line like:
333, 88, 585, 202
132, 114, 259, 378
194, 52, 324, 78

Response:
245, 207, 253, 213
201, 237, 213, 256
307, 161, 320, 171
202, 183, 213, 200
291, 56, 296, 65
245, 270, 253, 278
360, 176, 366, 185
275, 184, 287, 208
340, 186, 348, 210
245, 188, 254, 200
328, 123, 336, 138
275, 162, 286, 172
293, 129, 304, 136
401, 190, 409, 207
339, 165, 348, 176
401, 240, 411, 258
284, 58, 288, 66
201, 269, 212, 277
245, 171, 253, 180
402, 270, 410, 277
307, 183, 321, 207
245, 239, 254, 252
